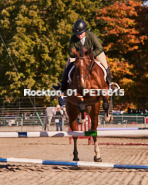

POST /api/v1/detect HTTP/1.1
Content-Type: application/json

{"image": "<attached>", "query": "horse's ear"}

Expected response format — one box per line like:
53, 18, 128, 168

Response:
71, 48, 79, 57
85, 48, 92, 55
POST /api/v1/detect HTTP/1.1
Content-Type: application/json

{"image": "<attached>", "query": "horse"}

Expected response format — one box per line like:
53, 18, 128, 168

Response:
64, 46, 112, 162
43, 106, 67, 131
43, 107, 56, 131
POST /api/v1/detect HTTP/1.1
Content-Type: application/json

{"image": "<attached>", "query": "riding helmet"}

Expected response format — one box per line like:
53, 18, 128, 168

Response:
72, 19, 87, 35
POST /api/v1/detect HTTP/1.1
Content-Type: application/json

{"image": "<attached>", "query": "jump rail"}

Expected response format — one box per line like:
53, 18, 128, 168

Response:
97, 127, 148, 130
0, 130, 148, 137
98, 143, 148, 146
0, 157, 148, 169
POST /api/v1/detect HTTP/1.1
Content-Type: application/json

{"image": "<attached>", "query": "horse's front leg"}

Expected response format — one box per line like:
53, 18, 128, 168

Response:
70, 119, 79, 161
73, 136, 79, 161
66, 101, 80, 161
103, 96, 113, 122
71, 119, 79, 161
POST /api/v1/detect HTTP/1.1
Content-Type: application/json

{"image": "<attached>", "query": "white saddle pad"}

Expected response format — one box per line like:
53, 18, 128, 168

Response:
68, 61, 107, 82
67, 61, 120, 94
94, 60, 107, 82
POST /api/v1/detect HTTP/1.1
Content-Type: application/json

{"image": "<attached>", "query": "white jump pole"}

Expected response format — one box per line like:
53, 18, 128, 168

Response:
0, 130, 148, 137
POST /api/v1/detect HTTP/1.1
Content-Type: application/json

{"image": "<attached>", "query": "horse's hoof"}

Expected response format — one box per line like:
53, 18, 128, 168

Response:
76, 118, 82, 125
110, 116, 113, 121
73, 157, 79, 161
76, 118, 86, 124
94, 156, 102, 162
79, 119, 86, 123
104, 115, 113, 122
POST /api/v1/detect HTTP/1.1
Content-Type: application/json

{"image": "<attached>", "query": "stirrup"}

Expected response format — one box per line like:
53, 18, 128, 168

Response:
109, 82, 120, 94
51, 84, 61, 91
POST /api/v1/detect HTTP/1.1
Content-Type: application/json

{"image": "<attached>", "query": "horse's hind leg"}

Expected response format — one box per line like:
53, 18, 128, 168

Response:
103, 96, 113, 122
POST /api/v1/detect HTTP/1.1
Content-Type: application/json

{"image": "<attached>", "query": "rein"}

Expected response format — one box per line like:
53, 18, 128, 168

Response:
71, 50, 101, 107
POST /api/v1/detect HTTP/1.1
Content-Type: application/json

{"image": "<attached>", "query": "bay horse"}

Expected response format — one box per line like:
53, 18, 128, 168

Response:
64, 46, 112, 162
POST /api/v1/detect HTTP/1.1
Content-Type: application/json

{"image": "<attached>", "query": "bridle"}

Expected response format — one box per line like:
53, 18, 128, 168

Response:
75, 56, 94, 79
73, 52, 100, 106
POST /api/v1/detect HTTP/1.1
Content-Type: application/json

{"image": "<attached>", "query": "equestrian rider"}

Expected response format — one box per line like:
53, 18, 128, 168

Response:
52, 19, 112, 92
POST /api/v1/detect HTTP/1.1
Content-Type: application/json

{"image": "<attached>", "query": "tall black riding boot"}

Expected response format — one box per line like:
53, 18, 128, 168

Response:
106, 66, 113, 112
106, 66, 112, 86
52, 62, 74, 92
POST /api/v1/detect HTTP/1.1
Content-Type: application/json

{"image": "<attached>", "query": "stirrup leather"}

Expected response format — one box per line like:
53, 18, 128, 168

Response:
109, 82, 120, 94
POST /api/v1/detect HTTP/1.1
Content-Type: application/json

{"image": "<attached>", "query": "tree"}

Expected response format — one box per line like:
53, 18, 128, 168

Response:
96, 0, 148, 110
0, 0, 110, 103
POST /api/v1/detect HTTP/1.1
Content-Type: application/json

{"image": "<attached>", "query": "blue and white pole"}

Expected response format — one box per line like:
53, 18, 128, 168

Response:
0, 157, 148, 169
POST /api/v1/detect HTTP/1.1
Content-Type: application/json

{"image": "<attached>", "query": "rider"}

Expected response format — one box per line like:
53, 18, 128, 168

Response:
52, 19, 112, 92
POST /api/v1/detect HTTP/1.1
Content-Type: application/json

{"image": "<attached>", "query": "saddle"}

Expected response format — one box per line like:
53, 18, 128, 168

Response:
67, 60, 107, 83
67, 60, 120, 93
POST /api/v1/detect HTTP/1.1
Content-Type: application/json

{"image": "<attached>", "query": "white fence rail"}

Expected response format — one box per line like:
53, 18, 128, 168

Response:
0, 115, 147, 130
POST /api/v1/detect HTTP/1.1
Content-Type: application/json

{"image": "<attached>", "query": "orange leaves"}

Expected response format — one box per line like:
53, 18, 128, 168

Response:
104, 42, 114, 51
108, 57, 134, 78
128, 1, 133, 5
96, 1, 148, 54
96, 1, 140, 20
95, 0, 148, 110
119, 78, 134, 86
139, 35, 148, 45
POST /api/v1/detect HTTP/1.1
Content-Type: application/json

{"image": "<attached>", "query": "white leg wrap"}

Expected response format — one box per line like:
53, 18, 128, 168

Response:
94, 141, 101, 158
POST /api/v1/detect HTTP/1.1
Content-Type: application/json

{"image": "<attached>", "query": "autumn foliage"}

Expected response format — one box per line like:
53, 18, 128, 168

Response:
96, 0, 148, 111
0, 0, 148, 110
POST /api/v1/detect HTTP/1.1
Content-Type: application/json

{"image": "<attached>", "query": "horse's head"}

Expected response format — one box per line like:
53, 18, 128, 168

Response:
71, 46, 94, 90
